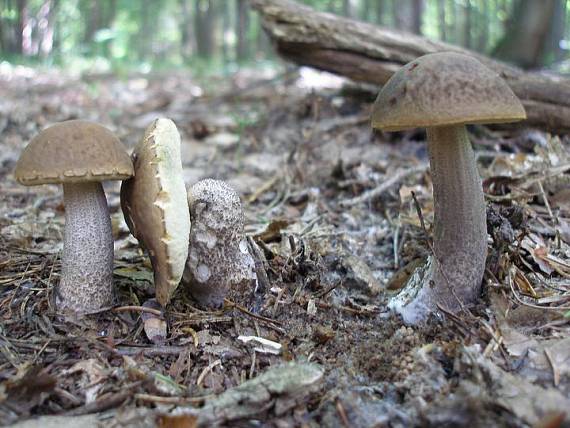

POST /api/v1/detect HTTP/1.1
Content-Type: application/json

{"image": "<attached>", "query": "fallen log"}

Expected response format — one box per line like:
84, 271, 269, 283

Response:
251, 0, 570, 133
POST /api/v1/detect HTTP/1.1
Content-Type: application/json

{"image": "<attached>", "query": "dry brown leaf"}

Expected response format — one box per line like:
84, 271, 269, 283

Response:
142, 299, 167, 344
156, 414, 198, 428
521, 235, 555, 275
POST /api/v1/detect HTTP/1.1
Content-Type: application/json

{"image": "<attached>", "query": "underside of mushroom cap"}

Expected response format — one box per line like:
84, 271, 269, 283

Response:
121, 118, 190, 306
371, 52, 526, 132
15, 120, 133, 185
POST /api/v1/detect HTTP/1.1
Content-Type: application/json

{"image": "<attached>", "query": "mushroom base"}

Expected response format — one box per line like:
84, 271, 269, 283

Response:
57, 182, 115, 314
389, 125, 487, 324
183, 236, 257, 308
388, 256, 438, 324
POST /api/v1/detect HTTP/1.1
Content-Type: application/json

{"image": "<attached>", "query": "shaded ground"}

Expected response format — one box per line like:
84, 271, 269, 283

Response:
0, 63, 569, 427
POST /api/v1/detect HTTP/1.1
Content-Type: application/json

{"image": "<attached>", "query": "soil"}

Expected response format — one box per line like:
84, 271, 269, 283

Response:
1, 64, 569, 427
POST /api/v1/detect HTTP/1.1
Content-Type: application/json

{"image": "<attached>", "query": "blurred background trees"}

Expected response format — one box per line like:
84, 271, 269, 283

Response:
0, 0, 569, 72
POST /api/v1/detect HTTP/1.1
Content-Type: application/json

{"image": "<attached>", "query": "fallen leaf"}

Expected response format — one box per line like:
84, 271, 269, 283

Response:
142, 299, 167, 344
157, 413, 198, 428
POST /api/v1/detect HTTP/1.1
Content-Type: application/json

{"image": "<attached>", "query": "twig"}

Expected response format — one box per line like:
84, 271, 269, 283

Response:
544, 348, 560, 387
537, 181, 556, 224
507, 267, 570, 311
64, 381, 143, 416
115, 346, 188, 356
340, 164, 428, 207
135, 393, 208, 405
197, 359, 222, 386
436, 304, 472, 337
114, 305, 163, 317
224, 298, 283, 326
247, 237, 271, 295
336, 399, 351, 428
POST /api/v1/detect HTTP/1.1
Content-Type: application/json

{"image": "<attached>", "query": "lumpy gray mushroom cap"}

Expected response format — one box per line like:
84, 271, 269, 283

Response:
183, 179, 256, 307
189, 179, 243, 233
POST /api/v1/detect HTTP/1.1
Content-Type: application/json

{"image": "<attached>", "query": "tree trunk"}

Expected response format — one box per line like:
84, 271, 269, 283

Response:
0, 1, 6, 52
360, 0, 372, 22
101, 0, 116, 56
463, 0, 471, 49
437, 0, 446, 41
251, 0, 570, 133
477, 0, 489, 53
326, 0, 335, 13
447, 0, 456, 45
16, 0, 27, 54
393, 0, 421, 33
138, 0, 151, 60
195, 0, 214, 58
545, 0, 566, 64
375, 0, 384, 25
236, 0, 249, 61
493, 0, 556, 69
179, 0, 193, 60
412, 0, 423, 35
342, 0, 355, 19
220, 0, 230, 62
83, 0, 101, 44
37, 0, 57, 57
256, 12, 271, 57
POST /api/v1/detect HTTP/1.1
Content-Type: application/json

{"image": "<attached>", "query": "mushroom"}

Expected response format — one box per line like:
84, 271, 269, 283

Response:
182, 179, 257, 307
120, 118, 190, 306
371, 52, 526, 323
14, 120, 134, 314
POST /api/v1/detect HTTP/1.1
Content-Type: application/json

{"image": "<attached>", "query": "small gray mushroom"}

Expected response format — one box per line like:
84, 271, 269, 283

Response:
182, 179, 257, 307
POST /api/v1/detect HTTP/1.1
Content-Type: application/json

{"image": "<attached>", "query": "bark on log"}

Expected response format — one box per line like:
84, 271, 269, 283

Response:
250, 0, 570, 133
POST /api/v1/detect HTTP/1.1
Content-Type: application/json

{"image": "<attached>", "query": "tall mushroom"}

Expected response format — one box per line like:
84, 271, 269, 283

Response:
371, 52, 526, 324
182, 179, 257, 307
14, 120, 134, 314
120, 118, 190, 306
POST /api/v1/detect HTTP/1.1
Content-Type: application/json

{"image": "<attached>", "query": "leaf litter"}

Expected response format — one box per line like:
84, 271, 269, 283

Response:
0, 63, 569, 427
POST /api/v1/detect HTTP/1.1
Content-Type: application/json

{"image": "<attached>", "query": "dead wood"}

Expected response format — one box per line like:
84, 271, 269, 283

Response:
251, 0, 570, 133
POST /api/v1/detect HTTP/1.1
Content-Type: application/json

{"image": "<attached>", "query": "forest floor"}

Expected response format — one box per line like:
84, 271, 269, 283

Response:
0, 63, 569, 428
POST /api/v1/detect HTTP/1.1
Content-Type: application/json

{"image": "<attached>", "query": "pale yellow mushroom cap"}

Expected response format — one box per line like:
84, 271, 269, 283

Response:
371, 52, 526, 132
121, 118, 190, 306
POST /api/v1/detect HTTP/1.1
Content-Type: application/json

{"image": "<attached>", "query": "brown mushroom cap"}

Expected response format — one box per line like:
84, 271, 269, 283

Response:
14, 120, 133, 185
371, 52, 526, 132
121, 118, 190, 306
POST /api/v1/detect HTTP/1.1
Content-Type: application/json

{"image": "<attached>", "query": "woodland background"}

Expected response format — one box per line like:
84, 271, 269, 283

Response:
1, 0, 570, 426
1, 0, 569, 73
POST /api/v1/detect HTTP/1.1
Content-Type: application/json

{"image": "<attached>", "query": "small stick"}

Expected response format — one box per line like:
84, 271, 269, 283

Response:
114, 305, 163, 317
224, 298, 283, 326
340, 164, 428, 208
197, 359, 222, 386
135, 393, 208, 405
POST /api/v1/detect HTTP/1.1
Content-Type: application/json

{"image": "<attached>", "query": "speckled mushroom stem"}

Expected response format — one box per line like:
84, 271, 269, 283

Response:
57, 182, 114, 313
426, 125, 487, 312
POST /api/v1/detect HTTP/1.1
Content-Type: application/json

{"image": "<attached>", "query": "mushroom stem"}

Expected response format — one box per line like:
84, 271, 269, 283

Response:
58, 182, 114, 313
426, 125, 487, 311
